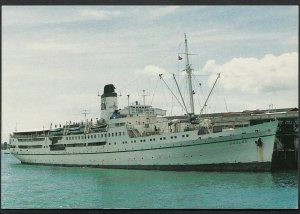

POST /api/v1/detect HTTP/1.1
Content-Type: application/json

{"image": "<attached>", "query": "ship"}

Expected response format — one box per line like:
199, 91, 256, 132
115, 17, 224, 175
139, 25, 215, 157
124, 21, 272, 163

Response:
8, 35, 279, 171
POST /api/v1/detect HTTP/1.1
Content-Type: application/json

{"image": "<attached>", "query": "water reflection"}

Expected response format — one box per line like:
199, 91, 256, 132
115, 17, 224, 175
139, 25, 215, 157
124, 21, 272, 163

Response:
271, 171, 298, 188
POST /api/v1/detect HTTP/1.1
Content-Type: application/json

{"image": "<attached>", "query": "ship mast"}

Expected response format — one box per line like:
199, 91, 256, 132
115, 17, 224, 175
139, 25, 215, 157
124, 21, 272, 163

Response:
184, 34, 195, 115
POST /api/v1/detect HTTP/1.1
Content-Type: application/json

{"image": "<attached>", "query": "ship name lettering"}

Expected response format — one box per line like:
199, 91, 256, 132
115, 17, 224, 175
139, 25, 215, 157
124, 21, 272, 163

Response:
229, 139, 247, 145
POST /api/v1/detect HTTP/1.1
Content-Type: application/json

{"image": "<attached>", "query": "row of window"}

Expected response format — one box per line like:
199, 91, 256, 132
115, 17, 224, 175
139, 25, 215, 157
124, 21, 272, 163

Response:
66, 134, 99, 141
18, 145, 43, 149
65, 131, 127, 141
14, 138, 45, 142
117, 134, 190, 144
66, 142, 106, 147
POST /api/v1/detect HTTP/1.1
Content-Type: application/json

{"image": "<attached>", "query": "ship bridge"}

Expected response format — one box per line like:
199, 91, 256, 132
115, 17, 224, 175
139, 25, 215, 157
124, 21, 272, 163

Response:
119, 104, 166, 116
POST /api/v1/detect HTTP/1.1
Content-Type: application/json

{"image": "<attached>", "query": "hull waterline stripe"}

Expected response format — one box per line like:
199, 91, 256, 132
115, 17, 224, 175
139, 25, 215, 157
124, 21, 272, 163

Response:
13, 133, 274, 156
20, 161, 272, 171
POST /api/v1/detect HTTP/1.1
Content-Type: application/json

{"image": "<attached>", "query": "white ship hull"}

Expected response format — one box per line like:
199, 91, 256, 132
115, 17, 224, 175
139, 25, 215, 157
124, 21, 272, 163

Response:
9, 121, 278, 171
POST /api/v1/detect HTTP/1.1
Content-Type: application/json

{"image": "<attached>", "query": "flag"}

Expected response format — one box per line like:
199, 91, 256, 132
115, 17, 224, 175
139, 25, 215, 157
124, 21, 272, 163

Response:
178, 55, 183, 60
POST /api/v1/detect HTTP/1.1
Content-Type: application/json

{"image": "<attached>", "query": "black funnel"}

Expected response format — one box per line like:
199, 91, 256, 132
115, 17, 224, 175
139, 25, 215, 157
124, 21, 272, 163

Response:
101, 84, 117, 98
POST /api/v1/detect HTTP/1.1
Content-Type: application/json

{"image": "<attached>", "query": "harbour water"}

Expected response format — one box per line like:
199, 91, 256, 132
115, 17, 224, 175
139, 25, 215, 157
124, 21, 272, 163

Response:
1, 151, 298, 209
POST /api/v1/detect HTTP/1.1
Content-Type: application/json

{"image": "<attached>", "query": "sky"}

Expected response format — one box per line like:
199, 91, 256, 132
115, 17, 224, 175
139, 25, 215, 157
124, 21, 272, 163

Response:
2, 6, 298, 143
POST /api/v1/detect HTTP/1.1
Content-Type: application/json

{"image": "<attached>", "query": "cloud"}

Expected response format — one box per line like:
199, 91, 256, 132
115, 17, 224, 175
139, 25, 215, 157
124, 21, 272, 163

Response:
202, 52, 298, 93
2, 7, 123, 27
26, 40, 90, 53
149, 6, 180, 19
79, 9, 122, 20
135, 65, 168, 77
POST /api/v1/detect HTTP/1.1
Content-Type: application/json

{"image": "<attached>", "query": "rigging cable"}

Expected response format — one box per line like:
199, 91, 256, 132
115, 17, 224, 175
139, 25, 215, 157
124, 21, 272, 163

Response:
191, 75, 201, 115
150, 76, 159, 106
159, 74, 188, 115
199, 73, 221, 116
173, 74, 189, 114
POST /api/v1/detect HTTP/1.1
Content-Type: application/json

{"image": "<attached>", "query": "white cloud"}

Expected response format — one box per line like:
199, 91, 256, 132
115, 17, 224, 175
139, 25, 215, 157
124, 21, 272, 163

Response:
149, 6, 180, 19
26, 40, 90, 53
2, 7, 123, 27
135, 65, 168, 76
79, 9, 122, 20
202, 52, 298, 93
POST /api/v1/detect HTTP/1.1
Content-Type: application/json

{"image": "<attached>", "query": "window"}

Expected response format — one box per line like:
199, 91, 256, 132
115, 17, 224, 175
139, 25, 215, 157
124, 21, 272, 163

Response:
66, 137, 68, 140
171, 136, 173, 139
112, 133, 114, 137
186, 134, 189, 137
123, 131, 125, 135
108, 133, 110, 137
101, 134, 103, 138
85, 135, 86, 139
115, 132, 118, 136
91, 135, 93, 139
119, 132, 121, 136
175, 136, 177, 139
66, 143, 85, 147
94, 135, 96, 138
88, 135, 90, 139
88, 142, 106, 146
